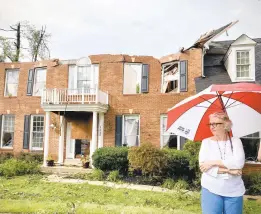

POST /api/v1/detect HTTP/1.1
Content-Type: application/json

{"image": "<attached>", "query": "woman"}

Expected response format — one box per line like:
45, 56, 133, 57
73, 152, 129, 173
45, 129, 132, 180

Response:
199, 112, 245, 214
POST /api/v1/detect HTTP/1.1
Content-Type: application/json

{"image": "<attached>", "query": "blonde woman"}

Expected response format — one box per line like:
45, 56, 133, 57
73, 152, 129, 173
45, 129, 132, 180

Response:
199, 112, 245, 214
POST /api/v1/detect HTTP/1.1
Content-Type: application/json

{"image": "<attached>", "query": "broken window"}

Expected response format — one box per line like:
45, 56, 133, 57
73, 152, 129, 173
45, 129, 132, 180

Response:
161, 61, 188, 93
1, 115, 15, 148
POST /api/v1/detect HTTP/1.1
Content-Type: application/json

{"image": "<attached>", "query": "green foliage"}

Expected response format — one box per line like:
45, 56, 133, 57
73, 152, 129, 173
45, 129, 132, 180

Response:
16, 152, 43, 164
107, 170, 120, 182
163, 148, 191, 179
174, 179, 189, 190
162, 178, 176, 189
128, 142, 167, 176
136, 83, 140, 93
0, 159, 40, 177
92, 147, 129, 173
243, 172, 261, 195
87, 169, 105, 181
0, 152, 14, 164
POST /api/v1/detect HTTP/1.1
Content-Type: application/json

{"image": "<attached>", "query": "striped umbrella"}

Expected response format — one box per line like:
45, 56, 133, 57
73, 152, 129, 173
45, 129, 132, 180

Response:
167, 83, 261, 141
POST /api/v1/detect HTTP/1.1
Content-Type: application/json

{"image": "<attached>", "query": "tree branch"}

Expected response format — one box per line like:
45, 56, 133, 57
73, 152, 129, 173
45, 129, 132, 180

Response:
0, 28, 15, 32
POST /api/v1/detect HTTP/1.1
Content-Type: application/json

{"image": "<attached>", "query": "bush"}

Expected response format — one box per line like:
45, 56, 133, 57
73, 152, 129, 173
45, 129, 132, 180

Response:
162, 178, 176, 189
92, 147, 128, 174
87, 169, 105, 181
0, 158, 40, 177
244, 172, 261, 195
16, 152, 43, 164
163, 149, 191, 179
128, 142, 167, 176
107, 170, 120, 182
0, 152, 14, 164
174, 179, 189, 190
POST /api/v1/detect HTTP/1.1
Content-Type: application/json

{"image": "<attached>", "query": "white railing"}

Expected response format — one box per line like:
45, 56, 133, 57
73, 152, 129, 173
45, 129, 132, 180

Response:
41, 87, 109, 105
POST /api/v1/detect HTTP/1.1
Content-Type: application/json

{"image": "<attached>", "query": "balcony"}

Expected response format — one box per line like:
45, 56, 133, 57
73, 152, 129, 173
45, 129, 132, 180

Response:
41, 88, 109, 113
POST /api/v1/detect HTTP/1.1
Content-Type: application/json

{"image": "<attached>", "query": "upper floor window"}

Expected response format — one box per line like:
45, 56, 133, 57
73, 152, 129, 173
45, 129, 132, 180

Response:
161, 61, 187, 93
5, 69, 19, 97
236, 51, 250, 78
26, 67, 47, 96
123, 63, 149, 94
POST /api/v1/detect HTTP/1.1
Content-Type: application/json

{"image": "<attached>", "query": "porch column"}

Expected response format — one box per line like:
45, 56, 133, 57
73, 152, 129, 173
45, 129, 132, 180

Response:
177, 135, 181, 150
90, 111, 98, 166
58, 115, 65, 165
43, 111, 50, 166
98, 112, 104, 148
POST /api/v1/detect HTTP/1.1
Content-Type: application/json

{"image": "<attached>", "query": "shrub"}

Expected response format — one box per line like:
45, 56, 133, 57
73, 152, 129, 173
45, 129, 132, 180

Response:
163, 148, 191, 179
92, 147, 128, 173
107, 170, 120, 182
0, 152, 14, 164
244, 172, 261, 195
162, 178, 176, 190
0, 158, 40, 177
87, 169, 105, 181
174, 179, 189, 190
128, 142, 167, 176
16, 152, 43, 164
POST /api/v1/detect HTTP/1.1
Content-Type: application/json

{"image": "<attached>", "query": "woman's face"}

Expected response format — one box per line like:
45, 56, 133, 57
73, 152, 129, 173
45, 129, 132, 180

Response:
209, 116, 226, 136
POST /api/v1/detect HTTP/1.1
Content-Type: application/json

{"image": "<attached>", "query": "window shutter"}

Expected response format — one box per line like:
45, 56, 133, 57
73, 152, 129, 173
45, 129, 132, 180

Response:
141, 64, 149, 93
180, 60, 188, 92
27, 69, 35, 96
0, 115, 2, 145
115, 115, 122, 146
23, 115, 31, 149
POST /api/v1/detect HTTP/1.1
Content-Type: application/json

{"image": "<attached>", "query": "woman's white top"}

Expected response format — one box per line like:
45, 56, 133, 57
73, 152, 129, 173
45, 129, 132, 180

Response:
199, 137, 245, 197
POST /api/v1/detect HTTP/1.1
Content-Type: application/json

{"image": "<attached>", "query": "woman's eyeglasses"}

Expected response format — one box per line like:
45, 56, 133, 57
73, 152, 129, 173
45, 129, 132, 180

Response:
207, 123, 223, 128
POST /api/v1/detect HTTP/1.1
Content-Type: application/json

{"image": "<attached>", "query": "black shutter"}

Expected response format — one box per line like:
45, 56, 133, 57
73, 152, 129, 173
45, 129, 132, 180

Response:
0, 115, 2, 145
141, 64, 149, 93
180, 60, 188, 92
115, 116, 122, 146
23, 115, 31, 149
27, 69, 35, 96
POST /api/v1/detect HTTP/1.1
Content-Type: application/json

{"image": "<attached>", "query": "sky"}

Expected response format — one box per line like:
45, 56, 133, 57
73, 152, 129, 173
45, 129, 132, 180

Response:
0, 0, 261, 61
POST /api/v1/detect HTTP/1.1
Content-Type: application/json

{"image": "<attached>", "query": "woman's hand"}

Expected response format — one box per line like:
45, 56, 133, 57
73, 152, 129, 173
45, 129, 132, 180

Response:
228, 169, 242, 176
199, 162, 214, 172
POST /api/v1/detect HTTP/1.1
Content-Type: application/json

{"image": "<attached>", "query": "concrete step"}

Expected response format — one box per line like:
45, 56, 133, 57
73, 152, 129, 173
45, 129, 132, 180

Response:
64, 158, 82, 167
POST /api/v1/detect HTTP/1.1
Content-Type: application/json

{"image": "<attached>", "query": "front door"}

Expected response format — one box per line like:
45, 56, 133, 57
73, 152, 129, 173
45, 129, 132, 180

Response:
66, 123, 75, 159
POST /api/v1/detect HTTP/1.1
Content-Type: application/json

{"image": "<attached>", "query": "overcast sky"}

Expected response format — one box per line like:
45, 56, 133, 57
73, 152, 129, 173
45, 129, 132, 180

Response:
0, 0, 261, 61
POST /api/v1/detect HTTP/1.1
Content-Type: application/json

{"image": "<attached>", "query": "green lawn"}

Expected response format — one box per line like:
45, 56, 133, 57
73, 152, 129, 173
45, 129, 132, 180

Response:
0, 175, 260, 214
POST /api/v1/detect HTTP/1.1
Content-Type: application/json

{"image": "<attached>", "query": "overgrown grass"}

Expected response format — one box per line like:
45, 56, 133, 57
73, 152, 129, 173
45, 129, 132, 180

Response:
0, 175, 260, 214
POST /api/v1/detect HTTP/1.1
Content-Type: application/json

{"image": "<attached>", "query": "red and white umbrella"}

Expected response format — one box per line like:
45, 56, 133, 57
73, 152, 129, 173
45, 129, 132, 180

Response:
167, 83, 261, 141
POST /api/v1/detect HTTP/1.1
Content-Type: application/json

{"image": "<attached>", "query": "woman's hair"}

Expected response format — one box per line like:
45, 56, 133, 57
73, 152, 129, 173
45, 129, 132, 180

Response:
209, 112, 233, 131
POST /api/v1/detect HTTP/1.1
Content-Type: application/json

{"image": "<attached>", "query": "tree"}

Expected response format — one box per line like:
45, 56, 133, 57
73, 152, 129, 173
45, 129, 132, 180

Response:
0, 21, 51, 62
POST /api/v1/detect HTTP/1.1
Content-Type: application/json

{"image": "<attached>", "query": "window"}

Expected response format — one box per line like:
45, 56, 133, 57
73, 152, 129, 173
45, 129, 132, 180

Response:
33, 68, 47, 96
123, 63, 149, 94
68, 64, 99, 94
161, 61, 187, 93
241, 132, 260, 161
30, 115, 44, 150
1, 115, 15, 148
236, 51, 250, 78
160, 115, 186, 149
5, 69, 19, 96
123, 115, 140, 146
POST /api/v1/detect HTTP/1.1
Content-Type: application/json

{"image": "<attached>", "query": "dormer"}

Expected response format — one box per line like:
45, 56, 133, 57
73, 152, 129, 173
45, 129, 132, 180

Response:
224, 34, 256, 82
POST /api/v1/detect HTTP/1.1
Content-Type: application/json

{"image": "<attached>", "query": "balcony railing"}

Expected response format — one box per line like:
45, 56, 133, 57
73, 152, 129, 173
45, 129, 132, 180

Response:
41, 88, 109, 105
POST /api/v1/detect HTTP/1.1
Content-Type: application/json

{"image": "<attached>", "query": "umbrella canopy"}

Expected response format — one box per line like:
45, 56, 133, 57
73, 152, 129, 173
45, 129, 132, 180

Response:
167, 83, 261, 141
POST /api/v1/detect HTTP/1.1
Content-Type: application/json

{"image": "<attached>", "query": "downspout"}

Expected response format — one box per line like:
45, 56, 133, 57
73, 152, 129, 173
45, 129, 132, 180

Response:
201, 47, 206, 78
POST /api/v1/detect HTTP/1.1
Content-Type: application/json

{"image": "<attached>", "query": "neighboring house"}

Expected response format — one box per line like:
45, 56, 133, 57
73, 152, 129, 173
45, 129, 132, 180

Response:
0, 51, 202, 166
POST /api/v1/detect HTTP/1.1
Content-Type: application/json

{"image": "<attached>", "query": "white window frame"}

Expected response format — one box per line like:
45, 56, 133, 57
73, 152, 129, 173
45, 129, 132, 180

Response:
1, 115, 15, 149
33, 67, 47, 96
161, 61, 180, 93
4, 69, 19, 97
122, 115, 140, 146
236, 50, 250, 78
160, 114, 183, 149
30, 115, 44, 151
123, 63, 142, 95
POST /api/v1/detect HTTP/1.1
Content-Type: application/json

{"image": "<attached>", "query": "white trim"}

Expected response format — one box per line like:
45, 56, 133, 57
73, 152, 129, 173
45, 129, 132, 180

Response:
0, 115, 15, 149
30, 115, 44, 151
122, 114, 140, 146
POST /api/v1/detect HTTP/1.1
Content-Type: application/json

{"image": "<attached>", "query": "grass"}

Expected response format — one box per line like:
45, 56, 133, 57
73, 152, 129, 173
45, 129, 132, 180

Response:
0, 175, 260, 214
